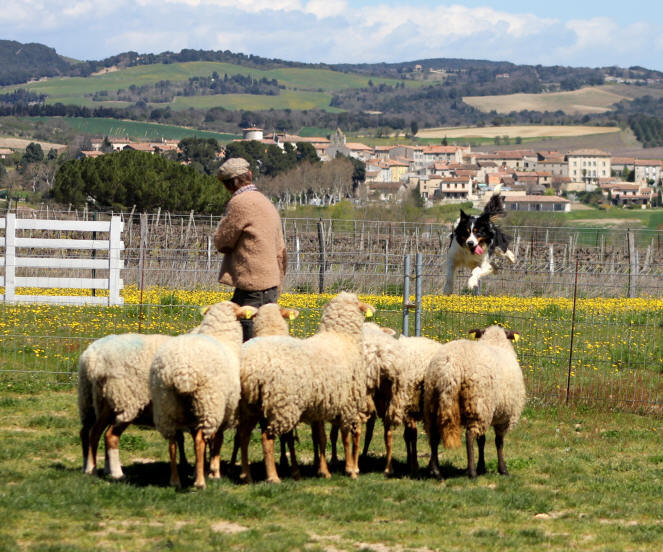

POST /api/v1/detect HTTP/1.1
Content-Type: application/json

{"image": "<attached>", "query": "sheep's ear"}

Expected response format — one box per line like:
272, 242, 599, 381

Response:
468, 328, 483, 339
235, 305, 258, 320
381, 327, 397, 336
505, 330, 520, 342
199, 305, 212, 316
359, 302, 375, 318
281, 307, 299, 321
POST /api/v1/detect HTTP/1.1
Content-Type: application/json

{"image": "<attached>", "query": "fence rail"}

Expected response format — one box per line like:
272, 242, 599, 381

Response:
0, 213, 124, 305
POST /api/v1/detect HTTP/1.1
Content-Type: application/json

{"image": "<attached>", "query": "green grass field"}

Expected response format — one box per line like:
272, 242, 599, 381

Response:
24, 116, 240, 142
1, 61, 419, 113
170, 90, 342, 112
1, 390, 662, 551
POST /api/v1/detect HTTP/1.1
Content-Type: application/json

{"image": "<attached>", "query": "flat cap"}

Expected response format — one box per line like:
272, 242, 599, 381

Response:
218, 157, 250, 180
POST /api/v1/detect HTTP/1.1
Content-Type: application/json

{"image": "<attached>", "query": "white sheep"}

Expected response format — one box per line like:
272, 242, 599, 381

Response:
326, 322, 409, 476
227, 303, 300, 470
237, 292, 374, 483
149, 301, 257, 489
423, 325, 524, 479
78, 332, 187, 478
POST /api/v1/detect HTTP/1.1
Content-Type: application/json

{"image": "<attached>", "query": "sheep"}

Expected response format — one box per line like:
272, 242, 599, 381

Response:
237, 292, 375, 483
325, 322, 408, 476
78, 332, 188, 479
227, 303, 300, 470
149, 301, 257, 489
423, 325, 524, 480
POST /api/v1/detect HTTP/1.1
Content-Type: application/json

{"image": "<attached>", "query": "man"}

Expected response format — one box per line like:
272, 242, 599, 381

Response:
213, 157, 287, 341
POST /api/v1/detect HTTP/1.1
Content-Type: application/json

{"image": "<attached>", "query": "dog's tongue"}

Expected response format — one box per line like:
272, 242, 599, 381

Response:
474, 245, 484, 255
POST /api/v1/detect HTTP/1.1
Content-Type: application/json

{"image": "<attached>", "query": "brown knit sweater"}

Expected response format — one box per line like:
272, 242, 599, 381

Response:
213, 189, 287, 291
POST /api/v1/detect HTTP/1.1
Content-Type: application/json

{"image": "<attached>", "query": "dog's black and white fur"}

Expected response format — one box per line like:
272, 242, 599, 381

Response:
444, 184, 515, 294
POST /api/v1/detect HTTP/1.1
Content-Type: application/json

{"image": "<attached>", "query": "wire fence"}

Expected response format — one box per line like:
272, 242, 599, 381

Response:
1, 208, 662, 414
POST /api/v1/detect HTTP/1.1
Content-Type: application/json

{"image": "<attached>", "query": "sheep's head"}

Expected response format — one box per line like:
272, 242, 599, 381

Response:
468, 325, 520, 343
252, 303, 299, 337
320, 292, 375, 334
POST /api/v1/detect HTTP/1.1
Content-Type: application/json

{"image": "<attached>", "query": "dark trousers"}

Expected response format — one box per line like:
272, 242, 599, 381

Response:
231, 286, 279, 342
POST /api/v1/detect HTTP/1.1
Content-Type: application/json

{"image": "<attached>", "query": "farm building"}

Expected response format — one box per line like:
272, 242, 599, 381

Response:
504, 194, 571, 212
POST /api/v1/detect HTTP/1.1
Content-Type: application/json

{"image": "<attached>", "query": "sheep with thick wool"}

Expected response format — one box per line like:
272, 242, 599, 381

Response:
238, 292, 374, 483
149, 301, 256, 489
355, 334, 445, 475
78, 332, 187, 478
423, 325, 525, 479
327, 322, 409, 476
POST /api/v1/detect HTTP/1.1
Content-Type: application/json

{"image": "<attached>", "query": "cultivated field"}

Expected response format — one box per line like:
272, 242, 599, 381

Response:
416, 124, 621, 139
170, 90, 342, 112
0, 135, 66, 151
25, 116, 239, 142
463, 83, 663, 115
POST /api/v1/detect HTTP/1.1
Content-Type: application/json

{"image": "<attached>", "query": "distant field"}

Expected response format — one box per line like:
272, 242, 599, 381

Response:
463, 84, 663, 115
417, 124, 621, 139
25, 117, 240, 142
1, 61, 417, 107
170, 90, 341, 112
0, 136, 66, 151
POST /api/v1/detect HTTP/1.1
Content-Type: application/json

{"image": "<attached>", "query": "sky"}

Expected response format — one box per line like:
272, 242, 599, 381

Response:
2, 0, 663, 71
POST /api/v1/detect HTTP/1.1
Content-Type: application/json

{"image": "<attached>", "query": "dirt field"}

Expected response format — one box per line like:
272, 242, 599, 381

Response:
0, 136, 67, 152
461, 84, 663, 115
416, 125, 621, 139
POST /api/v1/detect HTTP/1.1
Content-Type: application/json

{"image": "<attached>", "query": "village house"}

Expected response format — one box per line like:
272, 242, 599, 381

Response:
600, 182, 653, 206
536, 152, 568, 177
567, 149, 611, 186
505, 195, 571, 212
421, 145, 465, 164
0, 148, 14, 159
634, 159, 663, 184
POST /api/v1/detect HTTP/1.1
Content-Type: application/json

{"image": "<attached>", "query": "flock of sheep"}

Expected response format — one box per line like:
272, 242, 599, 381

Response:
78, 292, 526, 489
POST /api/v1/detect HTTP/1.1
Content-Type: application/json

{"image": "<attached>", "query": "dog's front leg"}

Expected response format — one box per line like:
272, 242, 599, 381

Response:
467, 260, 493, 290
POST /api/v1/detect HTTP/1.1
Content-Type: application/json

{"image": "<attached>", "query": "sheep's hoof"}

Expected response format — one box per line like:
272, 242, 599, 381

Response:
266, 476, 281, 484
208, 471, 221, 480
428, 466, 442, 480
477, 464, 487, 476
239, 472, 252, 484
193, 481, 207, 490
291, 468, 302, 481
318, 469, 332, 479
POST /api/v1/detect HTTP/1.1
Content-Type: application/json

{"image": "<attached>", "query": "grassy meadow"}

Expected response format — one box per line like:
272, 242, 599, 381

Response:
1, 287, 663, 550
25, 116, 239, 142
2, 61, 419, 113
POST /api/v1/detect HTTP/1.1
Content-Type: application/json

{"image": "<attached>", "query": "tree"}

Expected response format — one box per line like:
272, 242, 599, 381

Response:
177, 137, 222, 175
410, 120, 419, 136
22, 142, 44, 165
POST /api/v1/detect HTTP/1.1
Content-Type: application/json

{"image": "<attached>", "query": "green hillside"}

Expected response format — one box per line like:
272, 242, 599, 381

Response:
26, 116, 240, 142
2, 61, 418, 113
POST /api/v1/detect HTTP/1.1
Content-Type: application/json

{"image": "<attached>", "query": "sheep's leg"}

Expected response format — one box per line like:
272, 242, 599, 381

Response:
169, 439, 181, 488
229, 430, 240, 466
466, 429, 477, 479
193, 428, 207, 489
495, 432, 509, 476
383, 423, 393, 476
104, 421, 129, 479
361, 413, 376, 459
261, 430, 281, 484
85, 404, 113, 475
311, 423, 320, 470
313, 422, 331, 479
238, 420, 255, 484
427, 422, 441, 480
405, 419, 419, 476
476, 434, 487, 475
176, 430, 190, 472
285, 431, 301, 480
352, 425, 361, 475
208, 431, 224, 480
341, 428, 357, 479
330, 423, 340, 466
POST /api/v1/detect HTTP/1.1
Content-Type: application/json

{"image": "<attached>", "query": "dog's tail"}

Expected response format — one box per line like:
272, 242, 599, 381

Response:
482, 184, 506, 222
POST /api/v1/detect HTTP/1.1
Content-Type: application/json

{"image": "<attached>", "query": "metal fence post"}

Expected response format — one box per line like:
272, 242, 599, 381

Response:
402, 254, 411, 336
317, 219, 326, 294
415, 253, 422, 336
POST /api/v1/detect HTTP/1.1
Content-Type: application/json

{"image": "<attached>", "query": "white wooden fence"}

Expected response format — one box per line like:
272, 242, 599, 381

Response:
0, 214, 124, 305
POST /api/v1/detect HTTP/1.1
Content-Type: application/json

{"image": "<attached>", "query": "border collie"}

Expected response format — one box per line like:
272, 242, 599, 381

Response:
444, 184, 515, 294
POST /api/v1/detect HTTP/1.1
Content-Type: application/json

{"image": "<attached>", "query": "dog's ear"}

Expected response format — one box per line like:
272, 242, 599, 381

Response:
459, 209, 469, 219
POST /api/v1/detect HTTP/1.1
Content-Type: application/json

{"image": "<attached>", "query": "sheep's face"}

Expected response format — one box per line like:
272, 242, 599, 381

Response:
469, 325, 519, 343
